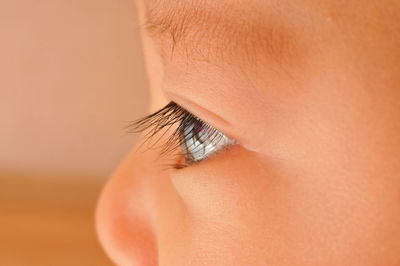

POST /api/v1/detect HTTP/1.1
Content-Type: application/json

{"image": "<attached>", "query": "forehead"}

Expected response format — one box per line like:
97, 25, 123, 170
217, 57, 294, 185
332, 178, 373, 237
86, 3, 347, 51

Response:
141, 0, 308, 72
140, 0, 398, 78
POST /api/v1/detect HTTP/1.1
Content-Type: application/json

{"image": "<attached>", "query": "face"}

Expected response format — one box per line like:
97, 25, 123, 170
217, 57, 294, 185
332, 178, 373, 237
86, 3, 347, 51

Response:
96, 0, 400, 265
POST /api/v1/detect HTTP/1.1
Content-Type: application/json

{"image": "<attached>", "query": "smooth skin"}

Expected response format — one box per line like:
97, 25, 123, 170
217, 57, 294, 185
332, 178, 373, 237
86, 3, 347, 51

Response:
96, 0, 400, 265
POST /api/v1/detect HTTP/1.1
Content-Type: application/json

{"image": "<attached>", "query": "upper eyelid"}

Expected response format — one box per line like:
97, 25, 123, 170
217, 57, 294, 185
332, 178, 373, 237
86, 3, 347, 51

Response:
127, 101, 236, 169
128, 101, 238, 169
166, 95, 239, 148
127, 101, 217, 153
164, 92, 232, 128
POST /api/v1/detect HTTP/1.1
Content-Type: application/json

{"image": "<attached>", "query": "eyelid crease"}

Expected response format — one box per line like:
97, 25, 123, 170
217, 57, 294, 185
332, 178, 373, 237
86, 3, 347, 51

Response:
164, 91, 232, 128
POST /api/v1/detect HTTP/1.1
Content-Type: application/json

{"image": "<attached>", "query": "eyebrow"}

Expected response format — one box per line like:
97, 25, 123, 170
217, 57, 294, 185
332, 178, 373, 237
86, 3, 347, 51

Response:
142, 0, 301, 70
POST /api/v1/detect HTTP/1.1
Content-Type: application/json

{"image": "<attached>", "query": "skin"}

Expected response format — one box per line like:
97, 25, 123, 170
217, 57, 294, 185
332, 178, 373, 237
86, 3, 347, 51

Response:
96, 0, 400, 265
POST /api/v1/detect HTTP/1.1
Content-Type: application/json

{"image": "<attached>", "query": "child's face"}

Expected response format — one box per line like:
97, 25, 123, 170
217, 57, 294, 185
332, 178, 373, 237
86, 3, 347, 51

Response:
96, 0, 400, 265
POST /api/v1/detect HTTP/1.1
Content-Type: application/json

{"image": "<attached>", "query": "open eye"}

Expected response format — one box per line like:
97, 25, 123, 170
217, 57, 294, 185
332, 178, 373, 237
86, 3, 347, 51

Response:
179, 114, 235, 165
128, 101, 235, 168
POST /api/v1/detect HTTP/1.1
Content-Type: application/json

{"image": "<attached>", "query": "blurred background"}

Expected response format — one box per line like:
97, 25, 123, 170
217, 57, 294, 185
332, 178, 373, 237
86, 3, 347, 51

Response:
0, 0, 148, 265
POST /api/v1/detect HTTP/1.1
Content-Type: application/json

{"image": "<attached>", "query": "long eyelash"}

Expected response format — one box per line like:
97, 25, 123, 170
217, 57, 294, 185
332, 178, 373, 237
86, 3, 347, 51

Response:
126, 101, 219, 161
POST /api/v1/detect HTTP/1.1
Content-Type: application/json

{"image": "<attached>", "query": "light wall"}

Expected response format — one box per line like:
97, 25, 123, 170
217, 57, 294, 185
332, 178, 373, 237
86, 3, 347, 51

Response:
0, 0, 148, 180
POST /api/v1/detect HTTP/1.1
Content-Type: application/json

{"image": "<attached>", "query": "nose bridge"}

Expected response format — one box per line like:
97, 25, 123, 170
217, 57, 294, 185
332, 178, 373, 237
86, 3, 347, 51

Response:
96, 148, 159, 266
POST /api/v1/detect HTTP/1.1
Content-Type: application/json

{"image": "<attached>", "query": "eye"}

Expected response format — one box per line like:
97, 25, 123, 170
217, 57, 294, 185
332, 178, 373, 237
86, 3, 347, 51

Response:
128, 101, 235, 168
179, 114, 235, 165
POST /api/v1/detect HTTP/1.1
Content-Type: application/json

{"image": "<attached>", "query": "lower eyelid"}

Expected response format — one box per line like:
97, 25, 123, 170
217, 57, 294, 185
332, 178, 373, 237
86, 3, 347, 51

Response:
171, 142, 241, 172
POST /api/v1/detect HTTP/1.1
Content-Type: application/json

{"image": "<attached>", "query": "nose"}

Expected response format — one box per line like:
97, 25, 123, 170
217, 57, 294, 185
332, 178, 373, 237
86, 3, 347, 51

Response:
96, 147, 159, 266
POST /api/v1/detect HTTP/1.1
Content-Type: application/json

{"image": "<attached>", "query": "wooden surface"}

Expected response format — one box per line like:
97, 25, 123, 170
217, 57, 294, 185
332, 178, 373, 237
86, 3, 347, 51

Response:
0, 174, 114, 266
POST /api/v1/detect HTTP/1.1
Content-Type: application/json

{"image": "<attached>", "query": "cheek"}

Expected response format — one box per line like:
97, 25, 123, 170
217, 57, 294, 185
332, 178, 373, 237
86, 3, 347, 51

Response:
170, 146, 400, 265
96, 141, 400, 266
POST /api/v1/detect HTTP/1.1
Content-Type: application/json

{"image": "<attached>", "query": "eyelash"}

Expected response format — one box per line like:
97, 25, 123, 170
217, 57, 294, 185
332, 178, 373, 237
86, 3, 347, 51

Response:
127, 101, 233, 168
